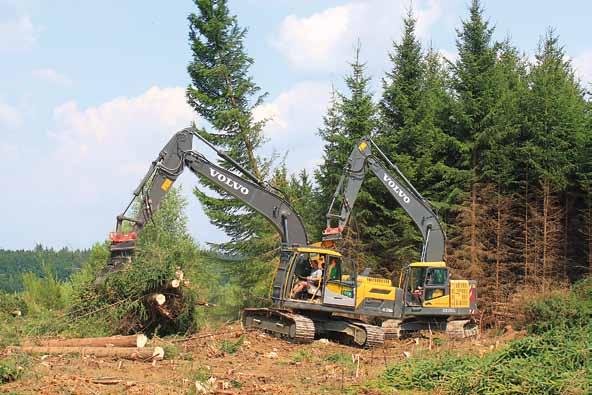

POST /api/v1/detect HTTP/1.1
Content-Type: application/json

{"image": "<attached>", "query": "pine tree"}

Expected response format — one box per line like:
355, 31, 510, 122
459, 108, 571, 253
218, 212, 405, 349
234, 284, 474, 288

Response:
315, 86, 345, 234
186, 0, 273, 255
315, 44, 379, 267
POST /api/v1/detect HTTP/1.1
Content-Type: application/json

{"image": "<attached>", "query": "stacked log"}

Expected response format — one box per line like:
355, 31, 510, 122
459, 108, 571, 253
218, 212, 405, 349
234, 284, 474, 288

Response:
148, 270, 187, 321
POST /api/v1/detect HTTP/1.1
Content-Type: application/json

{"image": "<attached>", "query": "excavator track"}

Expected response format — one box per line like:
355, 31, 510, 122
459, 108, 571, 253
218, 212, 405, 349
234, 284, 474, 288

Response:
350, 321, 385, 348
381, 319, 420, 340
242, 308, 316, 343
446, 319, 479, 338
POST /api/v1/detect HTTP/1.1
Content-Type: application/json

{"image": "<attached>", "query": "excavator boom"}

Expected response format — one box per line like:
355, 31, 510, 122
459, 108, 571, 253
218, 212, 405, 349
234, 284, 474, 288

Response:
324, 136, 445, 262
108, 128, 307, 272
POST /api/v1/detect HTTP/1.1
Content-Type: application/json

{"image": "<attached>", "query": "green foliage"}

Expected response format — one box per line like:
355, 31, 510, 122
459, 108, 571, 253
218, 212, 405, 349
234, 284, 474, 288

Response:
379, 277, 592, 394
324, 352, 355, 369
21, 264, 68, 313
219, 335, 244, 355
190, 365, 211, 382
187, 0, 276, 258
0, 353, 30, 384
524, 277, 592, 334
292, 349, 313, 363
67, 188, 206, 336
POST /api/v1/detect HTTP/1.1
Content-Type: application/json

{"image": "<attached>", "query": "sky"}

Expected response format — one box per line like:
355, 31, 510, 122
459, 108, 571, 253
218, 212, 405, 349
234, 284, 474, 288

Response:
1, 0, 591, 250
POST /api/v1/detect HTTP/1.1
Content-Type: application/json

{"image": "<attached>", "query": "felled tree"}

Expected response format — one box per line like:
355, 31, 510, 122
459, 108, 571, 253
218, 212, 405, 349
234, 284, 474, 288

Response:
69, 188, 202, 336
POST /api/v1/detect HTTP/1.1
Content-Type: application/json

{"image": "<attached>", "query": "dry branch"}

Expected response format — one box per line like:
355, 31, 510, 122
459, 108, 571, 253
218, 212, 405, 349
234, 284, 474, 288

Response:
12, 346, 164, 361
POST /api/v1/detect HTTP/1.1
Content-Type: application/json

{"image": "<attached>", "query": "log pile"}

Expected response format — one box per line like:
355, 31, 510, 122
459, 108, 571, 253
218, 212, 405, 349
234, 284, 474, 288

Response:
146, 268, 187, 323
14, 334, 163, 362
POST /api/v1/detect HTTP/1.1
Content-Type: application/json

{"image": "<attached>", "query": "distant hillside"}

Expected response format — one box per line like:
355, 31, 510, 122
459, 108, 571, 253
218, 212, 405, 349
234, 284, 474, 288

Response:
0, 245, 89, 292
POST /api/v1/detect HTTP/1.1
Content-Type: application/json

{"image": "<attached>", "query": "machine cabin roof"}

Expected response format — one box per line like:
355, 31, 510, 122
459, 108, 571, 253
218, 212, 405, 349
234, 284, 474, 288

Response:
409, 261, 447, 268
295, 247, 342, 257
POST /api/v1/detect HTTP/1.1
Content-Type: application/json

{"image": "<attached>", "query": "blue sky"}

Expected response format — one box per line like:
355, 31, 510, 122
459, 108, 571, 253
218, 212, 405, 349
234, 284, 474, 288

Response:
1, 0, 591, 250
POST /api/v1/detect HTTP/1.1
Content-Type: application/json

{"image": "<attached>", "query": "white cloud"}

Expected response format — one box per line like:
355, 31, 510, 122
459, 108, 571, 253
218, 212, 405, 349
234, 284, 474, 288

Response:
0, 100, 21, 127
6, 86, 226, 248
573, 50, 592, 86
46, 86, 197, 205
32, 68, 72, 86
258, 81, 332, 174
0, 16, 40, 52
273, 4, 355, 71
272, 0, 442, 72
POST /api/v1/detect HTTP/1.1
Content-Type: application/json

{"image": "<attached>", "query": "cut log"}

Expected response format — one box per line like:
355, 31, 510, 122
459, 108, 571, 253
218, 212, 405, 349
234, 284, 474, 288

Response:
174, 269, 184, 281
182, 279, 190, 287
148, 294, 166, 306
13, 346, 164, 361
24, 334, 148, 348
156, 305, 173, 319
168, 279, 181, 289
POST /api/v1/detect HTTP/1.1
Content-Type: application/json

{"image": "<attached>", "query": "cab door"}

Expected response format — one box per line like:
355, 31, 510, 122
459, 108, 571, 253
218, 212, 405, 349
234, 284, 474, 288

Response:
322, 256, 356, 308
422, 267, 450, 308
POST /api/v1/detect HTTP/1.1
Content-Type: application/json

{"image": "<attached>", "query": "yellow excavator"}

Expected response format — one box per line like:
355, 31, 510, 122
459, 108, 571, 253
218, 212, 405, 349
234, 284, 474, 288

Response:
320, 136, 478, 339
106, 128, 477, 347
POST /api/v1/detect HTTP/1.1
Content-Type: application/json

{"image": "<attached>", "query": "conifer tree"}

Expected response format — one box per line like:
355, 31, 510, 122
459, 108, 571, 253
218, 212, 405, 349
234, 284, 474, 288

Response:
522, 30, 587, 282
315, 45, 376, 227
449, 0, 497, 278
186, 0, 272, 255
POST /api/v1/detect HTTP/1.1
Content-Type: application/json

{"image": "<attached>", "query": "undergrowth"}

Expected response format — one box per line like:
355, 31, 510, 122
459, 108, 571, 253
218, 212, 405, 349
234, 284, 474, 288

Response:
376, 277, 592, 394
0, 353, 30, 384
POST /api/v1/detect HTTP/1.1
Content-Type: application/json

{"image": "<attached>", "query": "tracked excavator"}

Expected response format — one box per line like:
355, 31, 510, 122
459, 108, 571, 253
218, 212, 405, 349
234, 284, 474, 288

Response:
106, 128, 386, 347
322, 136, 478, 339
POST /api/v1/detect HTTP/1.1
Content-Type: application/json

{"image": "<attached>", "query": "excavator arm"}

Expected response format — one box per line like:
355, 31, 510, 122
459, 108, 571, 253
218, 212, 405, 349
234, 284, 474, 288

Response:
323, 137, 445, 262
108, 128, 308, 270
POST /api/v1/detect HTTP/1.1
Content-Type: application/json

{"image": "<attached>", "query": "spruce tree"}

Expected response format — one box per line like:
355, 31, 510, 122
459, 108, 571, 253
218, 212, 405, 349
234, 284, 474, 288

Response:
522, 30, 587, 281
380, 9, 424, 149
315, 45, 376, 232
448, 0, 497, 278
186, 0, 272, 255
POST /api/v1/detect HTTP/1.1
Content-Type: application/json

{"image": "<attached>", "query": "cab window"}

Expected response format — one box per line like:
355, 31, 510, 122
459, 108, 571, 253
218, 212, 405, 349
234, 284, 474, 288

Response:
425, 268, 448, 286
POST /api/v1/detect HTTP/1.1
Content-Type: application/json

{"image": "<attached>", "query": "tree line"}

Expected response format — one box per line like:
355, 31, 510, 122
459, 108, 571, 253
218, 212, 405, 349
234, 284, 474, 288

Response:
186, 0, 592, 308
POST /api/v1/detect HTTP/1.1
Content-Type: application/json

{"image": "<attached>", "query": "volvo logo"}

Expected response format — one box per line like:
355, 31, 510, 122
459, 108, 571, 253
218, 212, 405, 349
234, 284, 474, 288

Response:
210, 168, 250, 195
383, 174, 410, 203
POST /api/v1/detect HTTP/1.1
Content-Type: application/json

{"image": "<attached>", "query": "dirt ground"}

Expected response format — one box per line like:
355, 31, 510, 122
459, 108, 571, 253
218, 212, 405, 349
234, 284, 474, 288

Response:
1, 325, 522, 394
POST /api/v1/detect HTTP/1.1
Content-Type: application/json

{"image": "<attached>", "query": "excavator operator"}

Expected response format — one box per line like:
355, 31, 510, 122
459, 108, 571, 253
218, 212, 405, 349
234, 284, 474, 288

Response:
290, 259, 322, 298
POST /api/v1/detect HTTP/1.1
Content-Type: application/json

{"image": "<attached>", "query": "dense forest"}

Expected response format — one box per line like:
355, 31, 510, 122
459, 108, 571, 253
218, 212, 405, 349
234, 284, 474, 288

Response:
0, 246, 88, 293
184, 0, 592, 312
1, 2, 590, 392
2, 0, 591, 319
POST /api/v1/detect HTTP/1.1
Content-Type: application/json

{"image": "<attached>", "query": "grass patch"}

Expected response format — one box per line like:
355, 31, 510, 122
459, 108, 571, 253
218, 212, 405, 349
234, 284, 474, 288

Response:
375, 277, 592, 394
219, 335, 244, 355
291, 349, 313, 363
0, 353, 30, 384
190, 365, 211, 382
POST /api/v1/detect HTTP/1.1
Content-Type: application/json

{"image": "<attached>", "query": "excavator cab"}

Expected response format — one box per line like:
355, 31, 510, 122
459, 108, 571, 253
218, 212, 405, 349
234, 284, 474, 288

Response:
285, 248, 356, 308
400, 262, 449, 308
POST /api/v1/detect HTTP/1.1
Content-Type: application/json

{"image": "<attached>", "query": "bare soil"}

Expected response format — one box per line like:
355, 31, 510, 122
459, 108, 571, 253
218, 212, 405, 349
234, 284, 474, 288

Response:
1, 325, 522, 394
